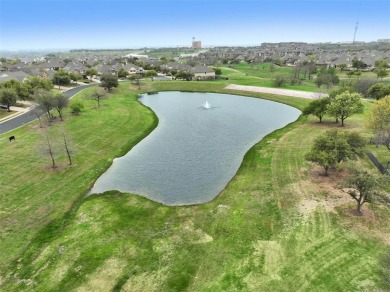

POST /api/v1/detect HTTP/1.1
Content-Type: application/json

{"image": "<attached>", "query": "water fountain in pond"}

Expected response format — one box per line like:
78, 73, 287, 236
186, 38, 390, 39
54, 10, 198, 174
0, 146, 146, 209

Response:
202, 101, 212, 109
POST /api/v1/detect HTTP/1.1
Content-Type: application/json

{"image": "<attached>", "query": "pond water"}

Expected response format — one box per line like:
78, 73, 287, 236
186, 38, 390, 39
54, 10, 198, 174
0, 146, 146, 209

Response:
89, 91, 301, 205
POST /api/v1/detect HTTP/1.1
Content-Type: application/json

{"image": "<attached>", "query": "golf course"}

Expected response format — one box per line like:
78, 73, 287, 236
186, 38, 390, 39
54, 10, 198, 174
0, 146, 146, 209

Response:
0, 78, 389, 291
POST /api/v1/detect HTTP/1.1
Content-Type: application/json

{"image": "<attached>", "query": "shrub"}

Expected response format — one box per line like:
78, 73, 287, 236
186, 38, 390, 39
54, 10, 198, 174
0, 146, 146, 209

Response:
273, 75, 287, 87
70, 101, 84, 114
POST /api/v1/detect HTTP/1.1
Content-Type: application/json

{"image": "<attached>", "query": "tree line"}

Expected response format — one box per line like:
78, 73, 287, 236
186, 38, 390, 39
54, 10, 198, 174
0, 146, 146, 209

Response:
1, 73, 121, 169
304, 91, 390, 215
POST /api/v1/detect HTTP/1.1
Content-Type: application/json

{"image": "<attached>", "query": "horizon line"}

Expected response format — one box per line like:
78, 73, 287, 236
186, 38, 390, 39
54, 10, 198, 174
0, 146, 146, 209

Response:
1, 40, 389, 53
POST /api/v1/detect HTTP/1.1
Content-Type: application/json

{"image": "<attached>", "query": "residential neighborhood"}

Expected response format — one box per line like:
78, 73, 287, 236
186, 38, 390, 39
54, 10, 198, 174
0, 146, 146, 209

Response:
1, 41, 390, 87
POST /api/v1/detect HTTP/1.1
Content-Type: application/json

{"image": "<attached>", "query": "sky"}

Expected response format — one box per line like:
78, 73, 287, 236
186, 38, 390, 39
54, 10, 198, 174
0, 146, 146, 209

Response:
0, 0, 389, 51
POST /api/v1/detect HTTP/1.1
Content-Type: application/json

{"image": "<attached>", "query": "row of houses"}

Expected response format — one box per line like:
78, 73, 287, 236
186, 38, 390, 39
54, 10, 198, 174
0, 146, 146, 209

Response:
196, 43, 390, 69
0, 57, 216, 84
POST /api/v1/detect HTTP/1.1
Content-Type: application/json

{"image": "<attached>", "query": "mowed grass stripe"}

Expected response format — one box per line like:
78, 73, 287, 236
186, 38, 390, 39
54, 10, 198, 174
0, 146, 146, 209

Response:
0, 84, 157, 268
1, 82, 387, 291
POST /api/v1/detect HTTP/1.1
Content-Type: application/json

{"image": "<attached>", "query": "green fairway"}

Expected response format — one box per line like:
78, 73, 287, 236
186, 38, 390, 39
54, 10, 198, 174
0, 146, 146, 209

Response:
217, 63, 325, 93
0, 81, 389, 291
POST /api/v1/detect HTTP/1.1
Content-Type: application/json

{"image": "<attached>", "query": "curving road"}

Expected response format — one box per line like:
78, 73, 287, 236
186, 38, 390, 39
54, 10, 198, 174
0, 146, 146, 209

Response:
0, 84, 97, 135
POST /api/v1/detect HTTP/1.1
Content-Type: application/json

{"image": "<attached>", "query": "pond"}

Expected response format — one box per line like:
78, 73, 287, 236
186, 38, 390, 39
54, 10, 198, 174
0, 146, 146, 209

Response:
89, 91, 301, 205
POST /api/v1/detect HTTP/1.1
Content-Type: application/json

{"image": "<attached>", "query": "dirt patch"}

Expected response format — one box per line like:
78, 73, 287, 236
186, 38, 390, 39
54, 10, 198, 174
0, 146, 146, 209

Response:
297, 166, 351, 214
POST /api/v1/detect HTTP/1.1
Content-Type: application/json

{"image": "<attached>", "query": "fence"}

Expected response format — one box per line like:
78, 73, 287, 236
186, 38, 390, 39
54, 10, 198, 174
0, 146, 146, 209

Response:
366, 152, 389, 175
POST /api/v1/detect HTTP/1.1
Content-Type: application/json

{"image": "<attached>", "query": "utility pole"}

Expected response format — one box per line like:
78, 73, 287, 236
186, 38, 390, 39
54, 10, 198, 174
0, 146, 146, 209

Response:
353, 21, 359, 44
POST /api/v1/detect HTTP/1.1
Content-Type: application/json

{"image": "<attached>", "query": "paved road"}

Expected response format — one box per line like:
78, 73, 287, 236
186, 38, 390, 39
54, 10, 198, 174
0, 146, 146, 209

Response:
0, 84, 96, 135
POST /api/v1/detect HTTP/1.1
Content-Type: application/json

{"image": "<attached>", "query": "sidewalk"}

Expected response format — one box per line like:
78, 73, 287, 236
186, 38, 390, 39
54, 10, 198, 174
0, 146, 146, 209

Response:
0, 101, 35, 124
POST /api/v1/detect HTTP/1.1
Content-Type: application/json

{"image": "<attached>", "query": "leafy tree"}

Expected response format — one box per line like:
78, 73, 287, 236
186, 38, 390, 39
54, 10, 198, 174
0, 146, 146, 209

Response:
366, 95, 390, 148
34, 89, 55, 123
100, 74, 118, 91
328, 86, 354, 99
117, 68, 129, 79
367, 83, 390, 100
63, 58, 72, 65
160, 56, 169, 64
53, 69, 71, 88
315, 67, 339, 88
306, 149, 337, 176
302, 98, 330, 122
345, 168, 379, 215
352, 58, 367, 71
69, 72, 82, 84
52, 92, 68, 120
89, 87, 107, 108
305, 129, 366, 175
376, 69, 388, 81
145, 70, 157, 81
326, 92, 364, 126
25, 76, 53, 93
0, 88, 18, 111
327, 87, 354, 123
345, 132, 366, 157
0, 79, 30, 100
175, 71, 193, 81
85, 68, 97, 80
338, 63, 347, 71
375, 59, 389, 70
213, 68, 222, 76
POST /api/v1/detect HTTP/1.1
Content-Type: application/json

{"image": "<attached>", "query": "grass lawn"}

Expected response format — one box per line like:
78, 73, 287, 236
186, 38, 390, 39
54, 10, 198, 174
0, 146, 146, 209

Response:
0, 109, 14, 119
0, 81, 389, 291
218, 63, 328, 93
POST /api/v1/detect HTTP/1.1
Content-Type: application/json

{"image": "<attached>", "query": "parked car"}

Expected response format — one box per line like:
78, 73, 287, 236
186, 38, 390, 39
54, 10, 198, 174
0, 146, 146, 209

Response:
0, 104, 8, 109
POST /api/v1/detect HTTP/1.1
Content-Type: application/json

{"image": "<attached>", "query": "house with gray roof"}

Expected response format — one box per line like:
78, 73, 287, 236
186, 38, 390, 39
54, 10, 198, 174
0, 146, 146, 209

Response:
63, 62, 88, 74
93, 64, 115, 75
190, 65, 215, 80
0, 71, 31, 83
122, 63, 144, 75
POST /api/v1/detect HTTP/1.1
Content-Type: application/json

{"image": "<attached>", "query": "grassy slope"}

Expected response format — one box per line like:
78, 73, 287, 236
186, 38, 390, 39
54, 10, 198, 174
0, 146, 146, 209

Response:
0, 84, 157, 268
0, 81, 389, 291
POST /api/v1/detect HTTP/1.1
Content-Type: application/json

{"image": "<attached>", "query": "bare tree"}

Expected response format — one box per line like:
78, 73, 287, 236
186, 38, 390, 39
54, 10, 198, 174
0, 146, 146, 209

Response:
53, 92, 68, 121
89, 87, 107, 108
32, 105, 44, 128
45, 134, 56, 169
34, 89, 54, 123
63, 133, 73, 165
